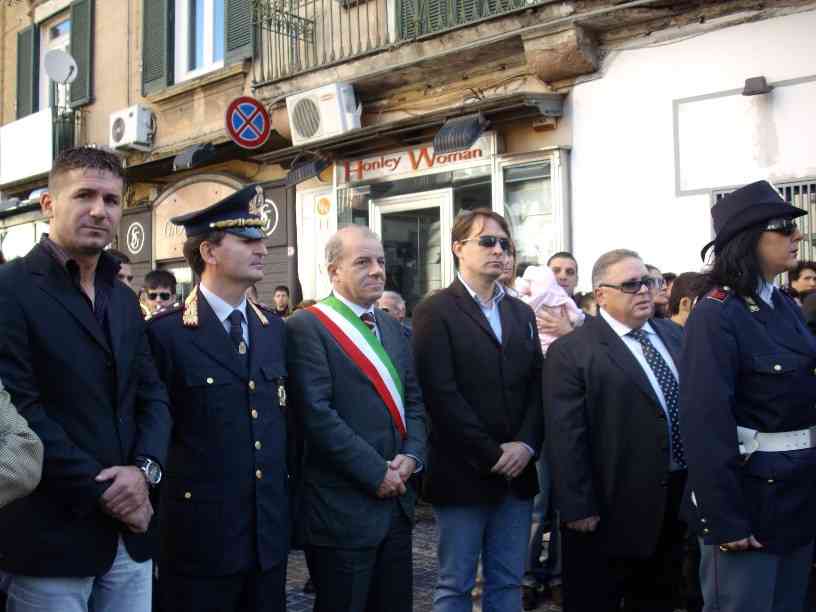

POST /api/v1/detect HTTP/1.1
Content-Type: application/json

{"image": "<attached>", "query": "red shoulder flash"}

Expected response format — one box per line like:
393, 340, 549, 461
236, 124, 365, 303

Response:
705, 287, 729, 303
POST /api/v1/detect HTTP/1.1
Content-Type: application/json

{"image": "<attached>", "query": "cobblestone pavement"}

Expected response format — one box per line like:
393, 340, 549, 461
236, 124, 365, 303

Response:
285, 507, 562, 612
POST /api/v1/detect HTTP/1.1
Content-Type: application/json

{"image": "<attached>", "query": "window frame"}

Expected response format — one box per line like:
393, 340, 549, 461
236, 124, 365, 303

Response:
38, 16, 71, 112
173, 0, 225, 84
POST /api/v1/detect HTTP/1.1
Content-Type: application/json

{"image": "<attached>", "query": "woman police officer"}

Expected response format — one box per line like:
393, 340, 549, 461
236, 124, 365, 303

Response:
679, 181, 816, 612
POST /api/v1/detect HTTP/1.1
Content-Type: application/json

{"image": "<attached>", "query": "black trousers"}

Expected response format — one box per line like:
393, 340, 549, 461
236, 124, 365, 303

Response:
561, 472, 687, 612
306, 503, 413, 612
160, 564, 286, 612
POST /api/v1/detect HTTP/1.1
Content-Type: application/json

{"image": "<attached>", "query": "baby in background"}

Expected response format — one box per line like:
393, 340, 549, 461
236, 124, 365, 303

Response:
515, 265, 585, 354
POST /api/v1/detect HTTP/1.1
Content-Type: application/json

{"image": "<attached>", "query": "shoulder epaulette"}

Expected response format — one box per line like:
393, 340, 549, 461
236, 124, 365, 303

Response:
147, 302, 184, 323
705, 286, 730, 303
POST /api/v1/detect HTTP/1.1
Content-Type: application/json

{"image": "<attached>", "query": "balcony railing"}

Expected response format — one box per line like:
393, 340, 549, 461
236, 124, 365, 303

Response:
252, 0, 547, 86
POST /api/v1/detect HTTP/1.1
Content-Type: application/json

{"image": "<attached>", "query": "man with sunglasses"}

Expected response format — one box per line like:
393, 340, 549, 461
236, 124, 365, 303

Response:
544, 249, 685, 612
413, 208, 543, 612
143, 270, 178, 316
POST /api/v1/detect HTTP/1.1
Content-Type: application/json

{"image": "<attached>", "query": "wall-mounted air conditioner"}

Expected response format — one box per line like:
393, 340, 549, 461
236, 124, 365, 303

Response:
109, 105, 154, 152
286, 82, 361, 146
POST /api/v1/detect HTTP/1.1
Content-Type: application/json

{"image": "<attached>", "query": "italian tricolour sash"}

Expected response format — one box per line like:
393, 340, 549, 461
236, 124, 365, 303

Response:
307, 295, 406, 438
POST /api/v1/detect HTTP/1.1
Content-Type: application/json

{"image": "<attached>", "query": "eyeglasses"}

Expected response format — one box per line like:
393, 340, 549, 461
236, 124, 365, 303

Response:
765, 217, 798, 236
458, 235, 512, 252
147, 292, 172, 301
598, 277, 658, 294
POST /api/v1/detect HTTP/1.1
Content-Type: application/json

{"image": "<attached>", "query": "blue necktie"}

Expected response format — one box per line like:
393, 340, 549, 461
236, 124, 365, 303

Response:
228, 310, 246, 355
628, 328, 686, 469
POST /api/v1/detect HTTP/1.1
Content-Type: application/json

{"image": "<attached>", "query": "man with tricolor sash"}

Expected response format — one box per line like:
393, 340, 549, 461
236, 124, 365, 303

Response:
286, 225, 427, 612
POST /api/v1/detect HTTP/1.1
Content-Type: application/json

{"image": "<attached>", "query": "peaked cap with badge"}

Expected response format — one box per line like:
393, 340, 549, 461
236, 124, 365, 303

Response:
170, 184, 266, 240
701, 180, 805, 260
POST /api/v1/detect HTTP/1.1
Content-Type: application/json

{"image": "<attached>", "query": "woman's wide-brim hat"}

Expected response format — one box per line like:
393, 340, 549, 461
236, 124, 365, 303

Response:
700, 180, 806, 261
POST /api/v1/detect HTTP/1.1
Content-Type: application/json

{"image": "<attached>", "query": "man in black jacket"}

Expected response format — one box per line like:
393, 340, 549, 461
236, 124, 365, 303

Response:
0, 147, 171, 612
545, 249, 686, 612
413, 209, 542, 612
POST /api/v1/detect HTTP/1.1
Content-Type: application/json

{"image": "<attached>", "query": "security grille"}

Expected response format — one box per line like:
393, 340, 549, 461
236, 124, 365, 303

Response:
714, 180, 816, 262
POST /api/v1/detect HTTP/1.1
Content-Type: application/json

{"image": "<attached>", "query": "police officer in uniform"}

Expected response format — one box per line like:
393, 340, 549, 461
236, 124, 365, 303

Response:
679, 180, 816, 612
147, 185, 290, 612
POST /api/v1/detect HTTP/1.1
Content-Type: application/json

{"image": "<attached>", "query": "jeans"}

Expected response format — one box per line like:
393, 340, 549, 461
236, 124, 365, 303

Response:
6, 538, 152, 612
524, 453, 561, 588
433, 493, 533, 612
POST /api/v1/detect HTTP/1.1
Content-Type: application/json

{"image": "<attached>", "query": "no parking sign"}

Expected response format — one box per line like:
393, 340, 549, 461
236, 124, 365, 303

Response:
225, 96, 272, 150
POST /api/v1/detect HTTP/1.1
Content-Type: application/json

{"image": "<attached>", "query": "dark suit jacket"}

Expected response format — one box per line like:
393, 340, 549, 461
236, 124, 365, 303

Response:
411, 279, 543, 506
0, 243, 171, 576
286, 303, 427, 549
147, 292, 290, 575
545, 314, 682, 559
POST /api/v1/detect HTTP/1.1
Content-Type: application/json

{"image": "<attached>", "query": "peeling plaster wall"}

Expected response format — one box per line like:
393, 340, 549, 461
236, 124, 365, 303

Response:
568, 9, 816, 288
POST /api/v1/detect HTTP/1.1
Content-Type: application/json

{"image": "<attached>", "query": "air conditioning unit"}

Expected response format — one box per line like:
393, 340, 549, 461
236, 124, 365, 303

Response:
286, 82, 361, 146
109, 105, 154, 152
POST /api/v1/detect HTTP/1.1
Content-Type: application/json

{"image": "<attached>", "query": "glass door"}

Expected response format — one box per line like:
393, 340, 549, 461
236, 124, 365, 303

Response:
369, 189, 453, 317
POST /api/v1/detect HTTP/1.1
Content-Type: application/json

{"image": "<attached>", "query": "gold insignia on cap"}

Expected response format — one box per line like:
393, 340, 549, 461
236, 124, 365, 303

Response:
208, 218, 265, 230
183, 286, 200, 327
248, 299, 269, 327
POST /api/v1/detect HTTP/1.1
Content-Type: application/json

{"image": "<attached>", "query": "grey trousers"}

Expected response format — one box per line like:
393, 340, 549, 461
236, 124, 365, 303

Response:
699, 539, 813, 612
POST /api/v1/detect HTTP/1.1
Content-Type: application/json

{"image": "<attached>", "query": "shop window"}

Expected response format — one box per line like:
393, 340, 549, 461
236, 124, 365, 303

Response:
159, 263, 195, 303
502, 161, 555, 269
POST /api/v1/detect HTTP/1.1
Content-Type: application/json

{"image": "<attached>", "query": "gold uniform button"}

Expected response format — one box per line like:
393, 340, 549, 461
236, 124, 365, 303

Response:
248, 380, 256, 392
700, 518, 707, 524
251, 409, 259, 419
206, 377, 214, 384
773, 364, 782, 372
255, 469, 263, 480
184, 491, 192, 500
812, 368, 816, 375
767, 479, 775, 484
255, 441, 262, 450
702, 528, 710, 534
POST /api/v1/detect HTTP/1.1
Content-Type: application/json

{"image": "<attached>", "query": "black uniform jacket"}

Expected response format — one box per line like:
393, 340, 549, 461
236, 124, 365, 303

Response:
147, 291, 290, 575
0, 243, 171, 576
680, 287, 816, 553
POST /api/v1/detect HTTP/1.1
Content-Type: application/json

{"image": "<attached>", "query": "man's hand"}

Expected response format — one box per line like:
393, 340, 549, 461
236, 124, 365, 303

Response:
490, 442, 533, 479
566, 516, 600, 532
536, 308, 573, 339
376, 465, 407, 498
389, 454, 417, 483
719, 535, 763, 552
121, 499, 154, 534
96, 466, 148, 518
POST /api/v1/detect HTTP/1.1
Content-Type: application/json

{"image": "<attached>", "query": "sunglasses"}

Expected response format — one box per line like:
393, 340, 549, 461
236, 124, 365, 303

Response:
765, 218, 798, 236
459, 235, 512, 252
599, 276, 658, 294
118, 274, 134, 283
147, 292, 172, 301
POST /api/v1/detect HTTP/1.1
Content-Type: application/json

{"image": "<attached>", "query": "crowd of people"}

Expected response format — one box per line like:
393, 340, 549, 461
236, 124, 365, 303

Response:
0, 145, 815, 612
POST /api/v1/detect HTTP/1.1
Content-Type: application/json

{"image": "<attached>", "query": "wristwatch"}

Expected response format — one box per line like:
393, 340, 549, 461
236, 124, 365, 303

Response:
135, 456, 163, 487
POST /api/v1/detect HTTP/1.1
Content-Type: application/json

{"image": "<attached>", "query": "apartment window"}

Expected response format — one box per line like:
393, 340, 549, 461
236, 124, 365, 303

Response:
39, 18, 71, 111
174, 0, 225, 82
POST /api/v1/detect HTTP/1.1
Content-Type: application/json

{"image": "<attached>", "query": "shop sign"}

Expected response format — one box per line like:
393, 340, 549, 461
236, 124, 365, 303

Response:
259, 182, 288, 248
125, 222, 146, 256
339, 134, 494, 185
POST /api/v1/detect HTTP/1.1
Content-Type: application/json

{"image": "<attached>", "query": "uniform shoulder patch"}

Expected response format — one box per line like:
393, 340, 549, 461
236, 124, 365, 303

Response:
147, 303, 183, 323
704, 287, 730, 303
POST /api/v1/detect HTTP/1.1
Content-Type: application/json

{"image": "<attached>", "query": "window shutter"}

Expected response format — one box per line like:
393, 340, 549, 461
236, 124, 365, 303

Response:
225, 0, 253, 64
16, 25, 39, 119
70, 0, 94, 107
142, 0, 172, 95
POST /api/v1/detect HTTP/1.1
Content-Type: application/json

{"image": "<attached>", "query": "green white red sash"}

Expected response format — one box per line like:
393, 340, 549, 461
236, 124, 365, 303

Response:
307, 295, 406, 438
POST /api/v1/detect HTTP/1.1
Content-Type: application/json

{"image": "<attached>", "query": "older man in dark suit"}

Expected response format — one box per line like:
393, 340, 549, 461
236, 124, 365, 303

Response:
545, 249, 686, 612
286, 225, 427, 612
0, 147, 171, 612
412, 209, 543, 612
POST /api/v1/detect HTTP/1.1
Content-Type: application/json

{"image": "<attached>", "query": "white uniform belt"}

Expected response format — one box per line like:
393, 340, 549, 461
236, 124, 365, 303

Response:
737, 425, 816, 455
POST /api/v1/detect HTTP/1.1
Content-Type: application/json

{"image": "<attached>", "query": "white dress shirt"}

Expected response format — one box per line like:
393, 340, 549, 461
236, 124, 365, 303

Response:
199, 283, 249, 346
599, 308, 682, 471
758, 279, 775, 308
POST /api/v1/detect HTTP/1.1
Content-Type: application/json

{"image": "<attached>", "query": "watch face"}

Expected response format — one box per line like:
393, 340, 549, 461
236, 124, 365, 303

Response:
146, 462, 162, 484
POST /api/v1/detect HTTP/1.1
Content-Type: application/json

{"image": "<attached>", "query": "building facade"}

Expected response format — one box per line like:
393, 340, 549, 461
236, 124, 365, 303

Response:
1, 0, 814, 301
